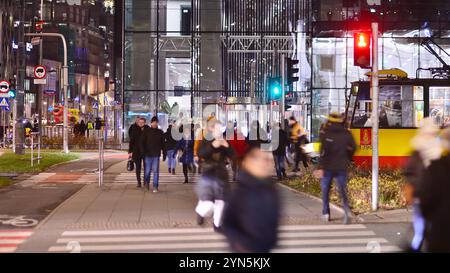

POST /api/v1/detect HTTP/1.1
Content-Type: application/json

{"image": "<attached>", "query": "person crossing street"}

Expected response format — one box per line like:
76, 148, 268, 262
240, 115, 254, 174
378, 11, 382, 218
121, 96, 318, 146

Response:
143, 116, 166, 192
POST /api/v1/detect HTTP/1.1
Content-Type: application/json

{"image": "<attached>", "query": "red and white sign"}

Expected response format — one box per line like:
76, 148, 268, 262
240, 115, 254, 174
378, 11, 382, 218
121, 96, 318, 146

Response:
0, 80, 10, 93
34, 65, 46, 79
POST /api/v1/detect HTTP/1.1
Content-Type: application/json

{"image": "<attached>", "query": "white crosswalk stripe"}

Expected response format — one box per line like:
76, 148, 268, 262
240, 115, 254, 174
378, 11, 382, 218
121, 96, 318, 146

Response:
113, 172, 199, 184
0, 230, 33, 253
47, 224, 401, 253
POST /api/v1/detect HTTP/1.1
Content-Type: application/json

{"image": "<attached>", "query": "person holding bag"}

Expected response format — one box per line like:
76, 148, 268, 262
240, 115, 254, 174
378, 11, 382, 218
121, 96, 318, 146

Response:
174, 125, 195, 184
128, 117, 148, 188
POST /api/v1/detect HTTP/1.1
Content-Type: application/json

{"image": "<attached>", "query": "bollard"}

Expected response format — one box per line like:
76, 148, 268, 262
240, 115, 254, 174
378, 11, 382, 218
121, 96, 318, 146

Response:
98, 136, 104, 189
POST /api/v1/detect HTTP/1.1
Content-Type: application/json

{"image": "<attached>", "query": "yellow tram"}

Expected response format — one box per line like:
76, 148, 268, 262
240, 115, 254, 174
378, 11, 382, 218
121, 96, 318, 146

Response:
346, 78, 450, 169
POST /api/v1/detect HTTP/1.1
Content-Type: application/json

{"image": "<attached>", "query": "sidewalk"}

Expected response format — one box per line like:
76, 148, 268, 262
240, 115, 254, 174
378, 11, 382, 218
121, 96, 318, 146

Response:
356, 208, 413, 223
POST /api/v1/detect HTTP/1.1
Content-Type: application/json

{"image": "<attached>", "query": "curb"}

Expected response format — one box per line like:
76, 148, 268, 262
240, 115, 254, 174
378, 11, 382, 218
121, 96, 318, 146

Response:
277, 183, 361, 221
33, 184, 89, 231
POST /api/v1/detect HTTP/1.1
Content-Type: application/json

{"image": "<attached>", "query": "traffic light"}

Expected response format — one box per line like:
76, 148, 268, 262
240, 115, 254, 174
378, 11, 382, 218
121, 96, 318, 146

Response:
268, 77, 282, 100
286, 58, 299, 85
8, 89, 16, 99
354, 32, 371, 68
285, 92, 293, 111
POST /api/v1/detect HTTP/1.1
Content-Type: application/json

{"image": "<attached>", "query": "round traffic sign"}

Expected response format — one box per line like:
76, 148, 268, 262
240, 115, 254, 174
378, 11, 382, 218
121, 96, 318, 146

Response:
34, 65, 46, 79
0, 80, 10, 93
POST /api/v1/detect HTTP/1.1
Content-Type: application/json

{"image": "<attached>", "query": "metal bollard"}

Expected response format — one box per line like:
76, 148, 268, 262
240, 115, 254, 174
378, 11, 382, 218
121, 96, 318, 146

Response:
98, 136, 104, 189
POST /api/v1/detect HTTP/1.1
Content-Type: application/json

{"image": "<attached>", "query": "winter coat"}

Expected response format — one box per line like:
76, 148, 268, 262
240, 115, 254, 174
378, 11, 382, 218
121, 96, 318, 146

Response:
222, 170, 280, 253
197, 137, 236, 182
318, 122, 356, 171
418, 153, 450, 252
164, 125, 178, 151
142, 126, 166, 157
128, 125, 149, 160
272, 128, 289, 156
403, 151, 425, 198
174, 138, 194, 165
228, 130, 249, 160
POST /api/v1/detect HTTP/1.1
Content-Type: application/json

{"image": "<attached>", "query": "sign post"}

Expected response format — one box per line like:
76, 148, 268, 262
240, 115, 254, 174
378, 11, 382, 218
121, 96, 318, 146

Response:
371, 22, 379, 212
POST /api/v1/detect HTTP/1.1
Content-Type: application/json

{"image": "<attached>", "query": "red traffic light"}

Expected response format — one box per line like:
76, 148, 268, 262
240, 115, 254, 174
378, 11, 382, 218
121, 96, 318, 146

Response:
35, 21, 44, 31
354, 32, 371, 68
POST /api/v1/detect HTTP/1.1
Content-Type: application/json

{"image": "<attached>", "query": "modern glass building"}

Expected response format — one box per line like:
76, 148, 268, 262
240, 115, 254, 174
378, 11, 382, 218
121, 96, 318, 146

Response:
121, 0, 450, 141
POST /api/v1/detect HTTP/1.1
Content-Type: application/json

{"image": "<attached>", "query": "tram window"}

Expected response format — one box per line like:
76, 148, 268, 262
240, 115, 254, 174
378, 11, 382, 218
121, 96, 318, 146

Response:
429, 87, 450, 128
352, 85, 424, 128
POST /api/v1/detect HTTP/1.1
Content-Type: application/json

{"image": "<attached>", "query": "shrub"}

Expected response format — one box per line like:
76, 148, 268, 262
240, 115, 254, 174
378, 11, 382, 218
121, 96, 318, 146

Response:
283, 165, 407, 214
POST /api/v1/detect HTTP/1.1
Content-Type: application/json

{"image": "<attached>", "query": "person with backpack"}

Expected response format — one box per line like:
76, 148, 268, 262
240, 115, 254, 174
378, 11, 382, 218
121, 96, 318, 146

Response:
164, 121, 178, 175
315, 113, 356, 224
174, 125, 195, 184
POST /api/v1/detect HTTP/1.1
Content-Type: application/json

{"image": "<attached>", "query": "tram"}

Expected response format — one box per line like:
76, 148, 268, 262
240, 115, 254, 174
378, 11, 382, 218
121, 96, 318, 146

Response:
346, 78, 450, 169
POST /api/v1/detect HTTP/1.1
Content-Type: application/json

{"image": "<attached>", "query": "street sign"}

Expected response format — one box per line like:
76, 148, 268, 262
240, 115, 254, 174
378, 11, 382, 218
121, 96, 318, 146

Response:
31, 37, 41, 46
34, 65, 46, 79
33, 78, 47, 85
92, 102, 99, 109
0, 98, 10, 108
0, 80, 10, 93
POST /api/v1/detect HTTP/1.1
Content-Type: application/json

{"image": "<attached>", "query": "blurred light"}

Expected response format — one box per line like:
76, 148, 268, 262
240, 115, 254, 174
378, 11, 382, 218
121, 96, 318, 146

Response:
370, 8, 376, 13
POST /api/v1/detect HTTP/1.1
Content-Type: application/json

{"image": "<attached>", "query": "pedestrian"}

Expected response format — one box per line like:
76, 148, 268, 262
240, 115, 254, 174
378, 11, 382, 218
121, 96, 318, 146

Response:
227, 124, 249, 180
73, 121, 80, 137
246, 120, 268, 147
403, 118, 443, 252
87, 120, 94, 137
314, 112, 356, 224
164, 121, 178, 175
174, 125, 195, 184
272, 122, 289, 180
222, 143, 281, 253
128, 116, 140, 138
295, 131, 310, 172
142, 116, 166, 192
194, 117, 216, 175
288, 116, 305, 172
128, 117, 149, 188
195, 119, 236, 232
417, 127, 450, 252
79, 120, 87, 137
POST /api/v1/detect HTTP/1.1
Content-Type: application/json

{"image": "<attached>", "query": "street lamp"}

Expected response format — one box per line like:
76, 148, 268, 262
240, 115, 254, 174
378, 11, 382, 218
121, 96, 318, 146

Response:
24, 33, 69, 154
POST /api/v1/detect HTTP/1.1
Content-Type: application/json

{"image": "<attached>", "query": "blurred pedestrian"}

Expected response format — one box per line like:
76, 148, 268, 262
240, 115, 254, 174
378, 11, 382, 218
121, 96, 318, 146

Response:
174, 126, 195, 184
194, 117, 216, 175
418, 127, 450, 252
288, 116, 305, 172
165, 121, 178, 175
315, 113, 356, 224
272, 122, 288, 180
87, 120, 94, 137
79, 120, 87, 137
403, 118, 442, 252
128, 117, 149, 188
246, 120, 268, 146
143, 116, 166, 192
225, 121, 248, 181
195, 119, 236, 232
222, 143, 280, 253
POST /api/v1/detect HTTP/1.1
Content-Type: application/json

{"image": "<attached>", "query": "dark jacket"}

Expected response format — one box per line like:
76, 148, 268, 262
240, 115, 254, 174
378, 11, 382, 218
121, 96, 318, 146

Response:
418, 153, 450, 252
403, 151, 425, 198
174, 138, 194, 165
143, 126, 166, 157
164, 125, 178, 151
222, 170, 280, 253
197, 137, 236, 183
272, 128, 289, 156
128, 124, 148, 160
319, 122, 356, 171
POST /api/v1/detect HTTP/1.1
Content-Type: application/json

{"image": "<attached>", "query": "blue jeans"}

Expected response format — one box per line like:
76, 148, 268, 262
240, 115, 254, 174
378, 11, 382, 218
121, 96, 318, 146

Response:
167, 149, 176, 170
273, 154, 286, 178
321, 170, 350, 215
144, 156, 160, 188
411, 201, 425, 251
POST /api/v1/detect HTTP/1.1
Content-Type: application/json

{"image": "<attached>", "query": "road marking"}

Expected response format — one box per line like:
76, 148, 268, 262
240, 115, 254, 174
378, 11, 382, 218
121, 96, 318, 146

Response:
0, 230, 33, 253
48, 224, 401, 253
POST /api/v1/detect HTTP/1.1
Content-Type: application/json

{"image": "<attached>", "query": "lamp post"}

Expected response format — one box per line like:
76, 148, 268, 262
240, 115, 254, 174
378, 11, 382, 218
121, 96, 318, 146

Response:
25, 33, 69, 153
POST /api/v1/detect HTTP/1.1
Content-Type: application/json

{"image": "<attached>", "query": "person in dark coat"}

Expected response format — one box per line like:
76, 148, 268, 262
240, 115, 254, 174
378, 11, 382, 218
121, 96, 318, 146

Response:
418, 128, 450, 252
315, 113, 356, 224
271, 123, 289, 180
195, 119, 236, 231
165, 122, 179, 175
128, 117, 149, 188
142, 116, 166, 192
174, 126, 195, 184
222, 143, 281, 253
403, 118, 442, 251
79, 120, 86, 137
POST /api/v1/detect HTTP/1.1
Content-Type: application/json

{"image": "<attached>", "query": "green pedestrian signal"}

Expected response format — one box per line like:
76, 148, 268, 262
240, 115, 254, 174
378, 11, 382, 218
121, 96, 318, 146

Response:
268, 77, 282, 100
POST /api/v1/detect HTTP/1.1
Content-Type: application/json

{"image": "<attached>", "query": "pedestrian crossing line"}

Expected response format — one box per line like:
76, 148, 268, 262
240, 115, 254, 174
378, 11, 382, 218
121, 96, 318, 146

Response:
0, 230, 33, 253
55, 230, 376, 244
47, 224, 401, 253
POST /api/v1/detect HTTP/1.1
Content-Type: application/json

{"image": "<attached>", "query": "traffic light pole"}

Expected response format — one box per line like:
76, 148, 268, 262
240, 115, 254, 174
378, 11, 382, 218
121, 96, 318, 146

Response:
371, 22, 379, 211
25, 33, 69, 153
15, 0, 26, 155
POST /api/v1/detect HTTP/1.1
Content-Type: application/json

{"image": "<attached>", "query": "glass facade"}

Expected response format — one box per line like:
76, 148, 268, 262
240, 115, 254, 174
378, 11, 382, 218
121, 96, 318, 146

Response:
122, 0, 450, 141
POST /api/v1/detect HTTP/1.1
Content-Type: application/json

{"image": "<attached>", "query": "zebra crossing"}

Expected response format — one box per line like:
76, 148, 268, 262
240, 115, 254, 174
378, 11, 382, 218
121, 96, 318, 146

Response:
0, 230, 33, 253
113, 171, 200, 184
47, 224, 401, 253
